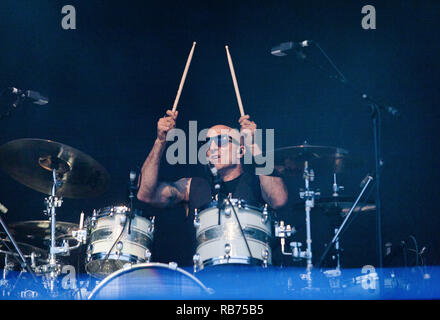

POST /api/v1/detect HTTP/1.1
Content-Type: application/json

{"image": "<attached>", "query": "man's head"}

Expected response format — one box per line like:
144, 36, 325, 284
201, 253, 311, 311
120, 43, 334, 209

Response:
205, 124, 245, 172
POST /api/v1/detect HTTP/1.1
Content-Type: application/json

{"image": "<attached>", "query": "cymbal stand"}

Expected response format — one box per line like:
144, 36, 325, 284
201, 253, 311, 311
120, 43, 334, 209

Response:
37, 169, 67, 294
299, 161, 320, 287
275, 161, 320, 289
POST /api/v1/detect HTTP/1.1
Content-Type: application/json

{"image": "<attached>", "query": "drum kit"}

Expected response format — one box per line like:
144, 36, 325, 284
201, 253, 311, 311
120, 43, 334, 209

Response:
0, 137, 376, 299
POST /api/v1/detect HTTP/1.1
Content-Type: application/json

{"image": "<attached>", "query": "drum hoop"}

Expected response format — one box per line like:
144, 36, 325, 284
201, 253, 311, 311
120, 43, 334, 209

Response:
88, 262, 213, 300
198, 199, 268, 213
199, 256, 267, 270
95, 205, 130, 218
86, 253, 142, 277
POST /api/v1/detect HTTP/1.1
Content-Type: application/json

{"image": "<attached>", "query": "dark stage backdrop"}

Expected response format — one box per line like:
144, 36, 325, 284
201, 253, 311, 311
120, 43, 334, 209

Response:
0, 0, 439, 268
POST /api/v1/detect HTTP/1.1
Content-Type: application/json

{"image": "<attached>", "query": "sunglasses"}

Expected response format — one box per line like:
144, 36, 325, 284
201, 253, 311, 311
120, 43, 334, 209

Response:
204, 135, 240, 148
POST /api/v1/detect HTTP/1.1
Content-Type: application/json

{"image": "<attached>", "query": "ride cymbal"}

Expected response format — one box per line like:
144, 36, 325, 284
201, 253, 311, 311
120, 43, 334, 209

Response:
270, 143, 361, 176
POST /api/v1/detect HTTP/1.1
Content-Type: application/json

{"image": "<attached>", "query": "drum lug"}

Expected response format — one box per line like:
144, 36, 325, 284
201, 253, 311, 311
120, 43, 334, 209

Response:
119, 214, 127, 225
145, 249, 152, 262
224, 243, 231, 260
168, 262, 178, 270
86, 244, 93, 262
193, 254, 200, 273
193, 209, 200, 228
262, 249, 269, 268
115, 241, 123, 258
149, 216, 155, 233
262, 204, 269, 224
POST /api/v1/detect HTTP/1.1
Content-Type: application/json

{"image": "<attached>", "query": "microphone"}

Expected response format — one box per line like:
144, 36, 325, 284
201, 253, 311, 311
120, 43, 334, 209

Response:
129, 170, 137, 186
208, 162, 221, 193
271, 40, 313, 56
9, 87, 49, 105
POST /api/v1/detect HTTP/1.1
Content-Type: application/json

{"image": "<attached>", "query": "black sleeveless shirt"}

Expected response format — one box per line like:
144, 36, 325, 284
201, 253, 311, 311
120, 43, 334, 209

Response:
188, 172, 265, 215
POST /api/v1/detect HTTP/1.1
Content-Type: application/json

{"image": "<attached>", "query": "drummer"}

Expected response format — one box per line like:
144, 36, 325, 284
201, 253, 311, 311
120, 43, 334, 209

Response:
137, 110, 288, 212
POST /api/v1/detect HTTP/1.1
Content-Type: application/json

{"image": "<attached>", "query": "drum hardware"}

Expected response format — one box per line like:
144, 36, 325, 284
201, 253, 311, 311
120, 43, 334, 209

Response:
193, 208, 200, 228
331, 228, 342, 271
274, 221, 296, 257
299, 161, 319, 287
71, 212, 87, 245
127, 169, 139, 235
332, 173, 344, 197
316, 174, 374, 270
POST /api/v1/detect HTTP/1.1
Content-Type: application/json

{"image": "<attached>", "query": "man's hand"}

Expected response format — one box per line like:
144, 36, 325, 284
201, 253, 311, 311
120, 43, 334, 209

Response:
157, 110, 178, 142
239, 114, 261, 156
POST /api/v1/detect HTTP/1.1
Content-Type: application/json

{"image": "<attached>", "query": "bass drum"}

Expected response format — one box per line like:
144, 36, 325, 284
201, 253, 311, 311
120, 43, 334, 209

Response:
88, 262, 213, 300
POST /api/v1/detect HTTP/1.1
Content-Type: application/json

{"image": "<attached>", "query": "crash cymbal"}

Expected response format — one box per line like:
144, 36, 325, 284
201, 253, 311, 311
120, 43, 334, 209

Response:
8, 220, 79, 242
0, 139, 110, 198
270, 143, 361, 176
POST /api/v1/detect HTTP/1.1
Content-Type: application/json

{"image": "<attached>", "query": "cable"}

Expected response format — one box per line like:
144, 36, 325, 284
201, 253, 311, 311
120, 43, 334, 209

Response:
103, 215, 129, 261
226, 198, 253, 259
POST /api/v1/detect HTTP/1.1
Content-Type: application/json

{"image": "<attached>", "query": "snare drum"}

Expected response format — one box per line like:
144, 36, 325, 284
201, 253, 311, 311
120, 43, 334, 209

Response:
85, 206, 154, 278
193, 199, 272, 271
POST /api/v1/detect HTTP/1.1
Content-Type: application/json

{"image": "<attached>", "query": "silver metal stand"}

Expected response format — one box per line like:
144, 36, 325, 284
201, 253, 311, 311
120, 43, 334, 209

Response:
316, 175, 373, 269
35, 169, 86, 295
275, 161, 320, 289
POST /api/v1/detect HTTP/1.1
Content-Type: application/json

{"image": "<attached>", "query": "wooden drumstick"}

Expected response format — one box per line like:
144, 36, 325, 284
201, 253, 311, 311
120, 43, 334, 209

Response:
225, 45, 245, 117
172, 41, 197, 112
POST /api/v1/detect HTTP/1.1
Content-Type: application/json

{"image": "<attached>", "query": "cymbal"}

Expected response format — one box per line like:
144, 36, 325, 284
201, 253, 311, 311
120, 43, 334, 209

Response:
8, 220, 79, 242
270, 143, 360, 176
0, 139, 110, 198
0, 238, 48, 258
293, 196, 376, 217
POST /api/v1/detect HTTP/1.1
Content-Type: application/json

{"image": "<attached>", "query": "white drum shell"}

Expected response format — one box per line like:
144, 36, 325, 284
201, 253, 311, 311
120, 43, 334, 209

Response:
86, 207, 153, 278
194, 201, 272, 270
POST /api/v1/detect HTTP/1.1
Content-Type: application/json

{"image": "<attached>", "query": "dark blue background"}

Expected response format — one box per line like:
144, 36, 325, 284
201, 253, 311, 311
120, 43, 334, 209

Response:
0, 0, 439, 267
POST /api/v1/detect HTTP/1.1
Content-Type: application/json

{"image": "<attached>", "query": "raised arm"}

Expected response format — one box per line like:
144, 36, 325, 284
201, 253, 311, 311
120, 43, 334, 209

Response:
258, 175, 288, 209
239, 115, 288, 209
137, 110, 191, 208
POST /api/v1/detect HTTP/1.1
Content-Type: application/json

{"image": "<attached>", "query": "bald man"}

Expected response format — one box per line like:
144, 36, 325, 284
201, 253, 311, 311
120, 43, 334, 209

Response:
137, 110, 287, 211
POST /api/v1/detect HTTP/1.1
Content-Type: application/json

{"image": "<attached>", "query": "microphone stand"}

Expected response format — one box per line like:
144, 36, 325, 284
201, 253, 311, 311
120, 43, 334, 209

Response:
316, 175, 373, 269
0, 88, 25, 120
207, 163, 222, 225
128, 170, 138, 235
0, 204, 38, 282
283, 41, 401, 269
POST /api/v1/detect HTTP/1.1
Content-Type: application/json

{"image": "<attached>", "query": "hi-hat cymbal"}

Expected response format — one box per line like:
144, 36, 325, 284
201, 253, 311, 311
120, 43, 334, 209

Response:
270, 143, 361, 176
0, 139, 110, 198
8, 220, 79, 242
